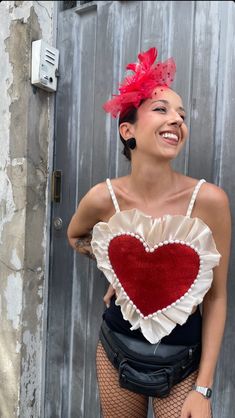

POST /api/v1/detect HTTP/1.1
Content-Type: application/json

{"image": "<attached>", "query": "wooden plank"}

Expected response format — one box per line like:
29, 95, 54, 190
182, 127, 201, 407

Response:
116, 0, 143, 177
69, 7, 99, 418
91, 1, 119, 184
45, 9, 81, 418
210, 2, 235, 416
70, 2, 123, 417
141, 0, 171, 55
83, 3, 124, 416
188, 1, 220, 181
141, 0, 195, 174
167, 1, 195, 174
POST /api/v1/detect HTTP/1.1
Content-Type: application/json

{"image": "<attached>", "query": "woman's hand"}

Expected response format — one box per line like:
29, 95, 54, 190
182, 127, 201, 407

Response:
180, 391, 212, 418
103, 284, 115, 307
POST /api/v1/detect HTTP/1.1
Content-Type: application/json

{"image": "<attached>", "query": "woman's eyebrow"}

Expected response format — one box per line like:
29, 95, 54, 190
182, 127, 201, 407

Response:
151, 99, 185, 112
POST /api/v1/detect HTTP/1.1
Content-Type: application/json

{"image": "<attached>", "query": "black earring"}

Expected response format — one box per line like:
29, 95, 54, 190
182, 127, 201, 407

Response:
126, 137, 136, 150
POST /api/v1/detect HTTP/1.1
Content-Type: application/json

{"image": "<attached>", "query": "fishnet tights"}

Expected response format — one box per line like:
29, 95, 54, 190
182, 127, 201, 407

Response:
96, 342, 148, 418
96, 342, 209, 418
152, 369, 198, 418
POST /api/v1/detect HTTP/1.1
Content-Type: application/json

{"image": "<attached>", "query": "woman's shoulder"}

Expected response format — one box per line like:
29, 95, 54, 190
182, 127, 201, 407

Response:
181, 174, 230, 223
181, 174, 228, 203
195, 178, 229, 210
84, 177, 127, 217
92, 176, 129, 197
85, 180, 111, 209
88, 176, 126, 198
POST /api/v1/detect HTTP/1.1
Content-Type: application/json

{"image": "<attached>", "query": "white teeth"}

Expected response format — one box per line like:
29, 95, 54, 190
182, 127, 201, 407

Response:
161, 132, 178, 141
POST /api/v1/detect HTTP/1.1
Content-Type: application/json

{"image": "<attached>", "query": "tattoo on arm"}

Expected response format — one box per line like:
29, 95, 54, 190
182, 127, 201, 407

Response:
74, 234, 95, 260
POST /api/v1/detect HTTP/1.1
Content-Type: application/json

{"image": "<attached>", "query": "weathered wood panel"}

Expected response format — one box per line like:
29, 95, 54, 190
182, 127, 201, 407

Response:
167, 0, 195, 174
69, 7, 98, 418
210, 2, 235, 417
188, 1, 221, 181
45, 8, 80, 418
46, 2, 235, 417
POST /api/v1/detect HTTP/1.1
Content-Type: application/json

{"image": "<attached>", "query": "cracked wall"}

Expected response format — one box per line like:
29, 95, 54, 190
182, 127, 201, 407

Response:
0, 1, 57, 417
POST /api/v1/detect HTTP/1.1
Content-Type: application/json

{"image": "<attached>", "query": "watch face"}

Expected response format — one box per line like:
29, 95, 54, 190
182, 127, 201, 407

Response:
206, 388, 212, 398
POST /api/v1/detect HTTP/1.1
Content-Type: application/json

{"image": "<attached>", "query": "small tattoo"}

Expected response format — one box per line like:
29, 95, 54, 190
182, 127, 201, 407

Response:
74, 235, 95, 260
75, 238, 89, 248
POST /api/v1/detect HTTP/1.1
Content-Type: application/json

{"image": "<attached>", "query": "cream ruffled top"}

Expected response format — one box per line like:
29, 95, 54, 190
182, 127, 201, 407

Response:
91, 179, 221, 344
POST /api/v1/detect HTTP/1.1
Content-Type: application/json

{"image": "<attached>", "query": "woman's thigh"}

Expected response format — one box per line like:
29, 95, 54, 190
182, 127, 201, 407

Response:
96, 342, 148, 418
152, 370, 198, 418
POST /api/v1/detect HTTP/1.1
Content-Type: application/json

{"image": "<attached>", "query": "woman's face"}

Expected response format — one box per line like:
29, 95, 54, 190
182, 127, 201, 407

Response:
130, 87, 188, 161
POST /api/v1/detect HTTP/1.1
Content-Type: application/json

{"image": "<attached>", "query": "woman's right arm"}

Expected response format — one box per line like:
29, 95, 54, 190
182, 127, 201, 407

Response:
68, 182, 116, 302
67, 183, 109, 258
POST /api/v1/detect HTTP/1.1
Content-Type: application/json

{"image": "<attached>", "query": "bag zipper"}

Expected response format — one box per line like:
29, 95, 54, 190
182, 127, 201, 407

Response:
120, 373, 165, 387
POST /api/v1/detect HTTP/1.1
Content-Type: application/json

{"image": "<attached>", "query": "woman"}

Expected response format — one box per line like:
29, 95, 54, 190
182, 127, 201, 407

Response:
67, 48, 231, 418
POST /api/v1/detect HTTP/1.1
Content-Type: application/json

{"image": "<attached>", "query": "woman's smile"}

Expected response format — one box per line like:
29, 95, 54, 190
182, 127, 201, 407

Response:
158, 130, 180, 147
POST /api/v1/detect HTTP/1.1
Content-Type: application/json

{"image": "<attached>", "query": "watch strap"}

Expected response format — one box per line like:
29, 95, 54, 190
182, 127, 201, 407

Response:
192, 385, 212, 399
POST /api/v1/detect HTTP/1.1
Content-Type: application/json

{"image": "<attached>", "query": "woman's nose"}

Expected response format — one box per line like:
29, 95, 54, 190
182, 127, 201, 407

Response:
168, 112, 183, 126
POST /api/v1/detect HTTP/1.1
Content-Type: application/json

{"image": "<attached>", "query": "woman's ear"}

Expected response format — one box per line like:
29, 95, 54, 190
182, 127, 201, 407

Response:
119, 122, 135, 140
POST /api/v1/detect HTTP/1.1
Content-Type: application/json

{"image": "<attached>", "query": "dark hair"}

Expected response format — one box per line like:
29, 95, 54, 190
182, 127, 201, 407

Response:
118, 107, 138, 161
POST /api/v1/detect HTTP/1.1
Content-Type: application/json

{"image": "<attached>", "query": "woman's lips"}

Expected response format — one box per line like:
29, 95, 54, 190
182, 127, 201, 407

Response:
159, 134, 179, 146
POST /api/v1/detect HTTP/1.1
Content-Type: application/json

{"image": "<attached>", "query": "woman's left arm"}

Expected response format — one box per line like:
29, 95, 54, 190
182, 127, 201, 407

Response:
181, 185, 232, 418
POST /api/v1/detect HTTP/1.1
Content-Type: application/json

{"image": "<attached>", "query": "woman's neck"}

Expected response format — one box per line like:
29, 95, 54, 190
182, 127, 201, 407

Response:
129, 158, 178, 202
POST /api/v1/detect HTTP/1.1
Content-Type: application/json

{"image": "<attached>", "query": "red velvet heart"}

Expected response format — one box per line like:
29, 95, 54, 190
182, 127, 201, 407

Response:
108, 236, 200, 316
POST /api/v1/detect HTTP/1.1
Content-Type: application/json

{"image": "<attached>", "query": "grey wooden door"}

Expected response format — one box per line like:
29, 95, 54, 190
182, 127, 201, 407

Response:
45, 1, 235, 417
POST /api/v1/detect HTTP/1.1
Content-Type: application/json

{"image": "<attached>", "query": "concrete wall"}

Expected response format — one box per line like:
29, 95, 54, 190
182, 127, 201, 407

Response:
0, 1, 57, 417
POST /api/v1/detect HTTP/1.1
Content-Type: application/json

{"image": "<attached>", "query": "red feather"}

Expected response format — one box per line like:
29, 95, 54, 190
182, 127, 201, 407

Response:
103, 47, 176, 118
103, 48, 176, 117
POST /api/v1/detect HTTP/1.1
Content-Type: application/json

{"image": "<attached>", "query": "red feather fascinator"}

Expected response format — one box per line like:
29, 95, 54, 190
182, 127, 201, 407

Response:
103, 47, 176, 118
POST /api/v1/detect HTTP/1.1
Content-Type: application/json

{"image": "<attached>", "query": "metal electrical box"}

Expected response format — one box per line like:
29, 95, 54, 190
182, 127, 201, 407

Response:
31, 40, 59, 92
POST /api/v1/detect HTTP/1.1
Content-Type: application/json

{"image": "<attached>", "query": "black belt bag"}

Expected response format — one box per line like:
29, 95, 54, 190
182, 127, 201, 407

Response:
99, 321, 201, 398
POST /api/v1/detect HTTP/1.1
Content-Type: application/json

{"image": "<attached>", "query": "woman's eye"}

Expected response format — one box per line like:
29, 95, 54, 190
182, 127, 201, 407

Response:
153, 107, 186, 121
153, 107, 166, 113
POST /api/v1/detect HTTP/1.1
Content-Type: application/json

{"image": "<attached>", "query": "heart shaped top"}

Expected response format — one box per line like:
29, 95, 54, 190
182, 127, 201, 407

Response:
91, 209, 221, 343
109, 236, 200, 316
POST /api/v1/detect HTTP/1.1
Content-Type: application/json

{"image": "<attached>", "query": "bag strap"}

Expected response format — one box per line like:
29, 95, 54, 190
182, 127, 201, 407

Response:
99, 321, 200, 364
99, 321, 124, 369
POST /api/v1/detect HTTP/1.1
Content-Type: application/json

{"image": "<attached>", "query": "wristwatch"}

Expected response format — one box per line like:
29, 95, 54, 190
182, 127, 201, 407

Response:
192, 385, 212, 399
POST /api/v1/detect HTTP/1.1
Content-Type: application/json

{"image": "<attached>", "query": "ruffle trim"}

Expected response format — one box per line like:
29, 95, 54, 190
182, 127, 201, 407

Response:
91, 209, 221, 343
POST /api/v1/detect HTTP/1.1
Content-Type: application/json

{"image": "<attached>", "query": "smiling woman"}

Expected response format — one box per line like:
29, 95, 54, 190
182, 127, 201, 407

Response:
119, 87, 188, 162
67, 47, 231, 418
118, 92, 186, 162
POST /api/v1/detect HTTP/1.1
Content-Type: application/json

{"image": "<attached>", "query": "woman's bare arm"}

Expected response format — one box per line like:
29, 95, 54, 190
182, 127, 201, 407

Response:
181, 183, 231, 417
67, 182, 111, 258
195, 184, 231, 387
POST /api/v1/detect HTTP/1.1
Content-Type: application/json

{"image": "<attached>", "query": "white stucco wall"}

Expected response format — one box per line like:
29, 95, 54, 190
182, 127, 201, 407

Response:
0, 1, 57, 417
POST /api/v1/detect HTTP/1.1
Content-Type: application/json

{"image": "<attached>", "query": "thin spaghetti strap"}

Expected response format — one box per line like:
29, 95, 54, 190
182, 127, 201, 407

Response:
186, 179, 206, 218
106, 178, 121, 213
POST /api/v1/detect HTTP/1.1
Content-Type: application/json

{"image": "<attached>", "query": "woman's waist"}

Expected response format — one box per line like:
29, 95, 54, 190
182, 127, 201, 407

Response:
103, 295, 202, 345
